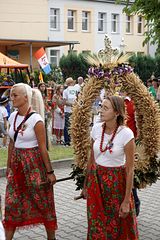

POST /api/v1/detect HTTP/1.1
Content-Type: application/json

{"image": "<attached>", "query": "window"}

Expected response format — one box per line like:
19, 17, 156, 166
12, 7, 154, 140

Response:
126, 15, 133, 33
50, 8, 60, 30
98, 12, 106, 32
82, 11, 90, 31
68, 10, 76, 31
111, 14, 119, 33
137, 16, 143, 34
50, 50, 60, 66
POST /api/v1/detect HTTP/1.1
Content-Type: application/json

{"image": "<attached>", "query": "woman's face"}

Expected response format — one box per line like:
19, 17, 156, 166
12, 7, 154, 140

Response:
60, 86, 63, 93
39, 84, 46, 92
99, 99, 117, 123
10, 87, 28, 108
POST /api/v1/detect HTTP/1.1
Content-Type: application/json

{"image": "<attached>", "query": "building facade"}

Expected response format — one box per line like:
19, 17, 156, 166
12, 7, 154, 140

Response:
48, 0, 149, 65
0, 0, 156, 69
0, 0, 78, 69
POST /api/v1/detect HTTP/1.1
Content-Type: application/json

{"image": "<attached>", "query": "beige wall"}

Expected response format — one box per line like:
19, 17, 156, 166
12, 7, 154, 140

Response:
63, 4, 94, 54
122, 14, 148, 54
0, 0, 48, 40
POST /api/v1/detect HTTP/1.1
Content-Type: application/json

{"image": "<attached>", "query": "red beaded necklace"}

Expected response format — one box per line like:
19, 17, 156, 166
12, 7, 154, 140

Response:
14, 107, 31, 134
100, 123, 118, 153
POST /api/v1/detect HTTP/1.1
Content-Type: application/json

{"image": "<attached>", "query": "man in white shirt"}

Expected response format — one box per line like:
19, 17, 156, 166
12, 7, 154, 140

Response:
63, 77, 77, 146
74, 76, 84, 93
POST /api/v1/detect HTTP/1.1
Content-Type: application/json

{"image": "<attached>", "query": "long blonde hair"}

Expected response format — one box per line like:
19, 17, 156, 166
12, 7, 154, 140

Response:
32, 88, 45, 120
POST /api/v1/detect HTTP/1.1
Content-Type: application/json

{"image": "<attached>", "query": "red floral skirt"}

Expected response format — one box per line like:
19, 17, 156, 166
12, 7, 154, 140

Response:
3, 147, 57, 230
86, 164, 139, 240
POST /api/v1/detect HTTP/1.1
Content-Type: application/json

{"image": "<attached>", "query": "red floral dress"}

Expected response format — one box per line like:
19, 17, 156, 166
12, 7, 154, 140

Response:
3, 147, 57, 230
86, 164, 139, 240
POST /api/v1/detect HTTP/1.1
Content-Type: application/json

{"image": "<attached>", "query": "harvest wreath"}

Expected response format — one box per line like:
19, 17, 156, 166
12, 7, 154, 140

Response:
70, 35, 160, 190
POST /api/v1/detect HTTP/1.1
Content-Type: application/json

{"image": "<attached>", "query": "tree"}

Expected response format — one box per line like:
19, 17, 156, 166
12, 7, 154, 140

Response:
117, 0, 160, 54
129, 54, 156, 84
59, 52, 89, 80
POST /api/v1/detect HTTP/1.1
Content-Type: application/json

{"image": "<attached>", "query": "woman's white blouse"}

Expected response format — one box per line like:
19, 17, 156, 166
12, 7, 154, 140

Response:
8, 111, 44, 148
91, 122, 134, 167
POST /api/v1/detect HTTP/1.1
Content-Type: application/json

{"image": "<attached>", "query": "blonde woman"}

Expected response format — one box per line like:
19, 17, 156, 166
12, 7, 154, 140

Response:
3, 83, 57, 240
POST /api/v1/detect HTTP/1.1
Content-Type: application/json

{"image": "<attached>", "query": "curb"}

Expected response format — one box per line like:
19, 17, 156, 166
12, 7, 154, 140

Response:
0, 158, 74, 178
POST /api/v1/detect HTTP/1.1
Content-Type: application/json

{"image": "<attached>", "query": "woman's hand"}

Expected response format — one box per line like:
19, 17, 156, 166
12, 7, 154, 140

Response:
47, 173, 56, 185
119, 201, 130, 218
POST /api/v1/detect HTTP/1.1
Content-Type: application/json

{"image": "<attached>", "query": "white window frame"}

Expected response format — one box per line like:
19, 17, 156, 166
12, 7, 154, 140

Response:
137, 16, 143, 34
111, 14, 119, 33
50, 8, 60, 30
98, 12, 107, 33
50, 50, 60, 66
82, 11, 90, 32
68, 10, 76, 31
126, 15, 133, 34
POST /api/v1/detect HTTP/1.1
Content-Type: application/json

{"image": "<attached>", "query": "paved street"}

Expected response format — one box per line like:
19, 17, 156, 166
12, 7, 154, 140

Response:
0, 162, 160, 240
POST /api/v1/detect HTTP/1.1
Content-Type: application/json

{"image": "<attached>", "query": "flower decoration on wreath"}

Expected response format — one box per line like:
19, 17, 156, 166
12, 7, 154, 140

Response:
70, 35, 160, 190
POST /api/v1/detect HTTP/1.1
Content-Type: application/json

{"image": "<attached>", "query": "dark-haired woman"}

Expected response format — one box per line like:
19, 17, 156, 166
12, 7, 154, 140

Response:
84, 96, 139, 240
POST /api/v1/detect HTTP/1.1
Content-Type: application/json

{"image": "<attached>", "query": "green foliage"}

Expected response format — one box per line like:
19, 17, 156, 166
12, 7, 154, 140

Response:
50, 65, 64, 84
117, 0, 160, 54
70, 164, 85, 190
0, 145, 74, 168
129, 54, 157, 84
134, 155, 160, 189
154, 55, 160, 78
59, 52, 90, 80
32, 66, 64, 85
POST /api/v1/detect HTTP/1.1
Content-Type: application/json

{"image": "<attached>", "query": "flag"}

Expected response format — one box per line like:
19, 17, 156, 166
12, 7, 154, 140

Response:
39, 71, 44, 82
34, 47, 51, 74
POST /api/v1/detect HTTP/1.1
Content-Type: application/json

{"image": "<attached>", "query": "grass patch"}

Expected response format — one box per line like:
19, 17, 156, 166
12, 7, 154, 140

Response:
0, 145, 74, 168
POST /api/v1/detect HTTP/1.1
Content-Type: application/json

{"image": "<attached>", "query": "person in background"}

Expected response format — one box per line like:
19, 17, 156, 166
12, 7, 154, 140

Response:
122, 92, 141, 217
3, 83, 57, 240
147, 79, 156, 99
38, 82, 51, 149
63, 77, 77, 146
74, 76, 84, 93
156, 77, 160, 102
51, 85, 65, 144
83, 96, 139, 239
0, 97, 9, 147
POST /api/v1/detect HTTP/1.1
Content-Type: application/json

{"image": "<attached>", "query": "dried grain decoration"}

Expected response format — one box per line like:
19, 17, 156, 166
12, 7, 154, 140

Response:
70, 35, 160, 189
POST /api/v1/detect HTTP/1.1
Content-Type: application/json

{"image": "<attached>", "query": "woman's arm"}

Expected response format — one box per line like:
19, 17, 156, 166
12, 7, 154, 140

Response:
3, 117, 7, 130
34, 121, 56, 185
119, 138, 135, 218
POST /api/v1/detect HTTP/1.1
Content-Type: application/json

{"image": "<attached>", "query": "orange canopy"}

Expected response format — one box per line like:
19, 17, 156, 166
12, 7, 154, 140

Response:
0, 52, 28, 68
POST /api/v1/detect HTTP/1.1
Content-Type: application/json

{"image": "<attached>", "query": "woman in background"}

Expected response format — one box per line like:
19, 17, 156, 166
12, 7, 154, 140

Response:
51, 85, 65, 144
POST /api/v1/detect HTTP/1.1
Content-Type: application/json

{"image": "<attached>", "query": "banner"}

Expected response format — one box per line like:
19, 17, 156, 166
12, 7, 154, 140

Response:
34, 47, 51, 74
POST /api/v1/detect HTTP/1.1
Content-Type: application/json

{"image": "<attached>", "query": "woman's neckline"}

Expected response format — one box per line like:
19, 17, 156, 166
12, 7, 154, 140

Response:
103, 125, 123, 136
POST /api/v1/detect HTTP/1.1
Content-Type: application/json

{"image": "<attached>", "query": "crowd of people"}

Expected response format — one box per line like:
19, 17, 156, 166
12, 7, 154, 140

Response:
0, 72, 159, 239
0, 76, 84, 148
